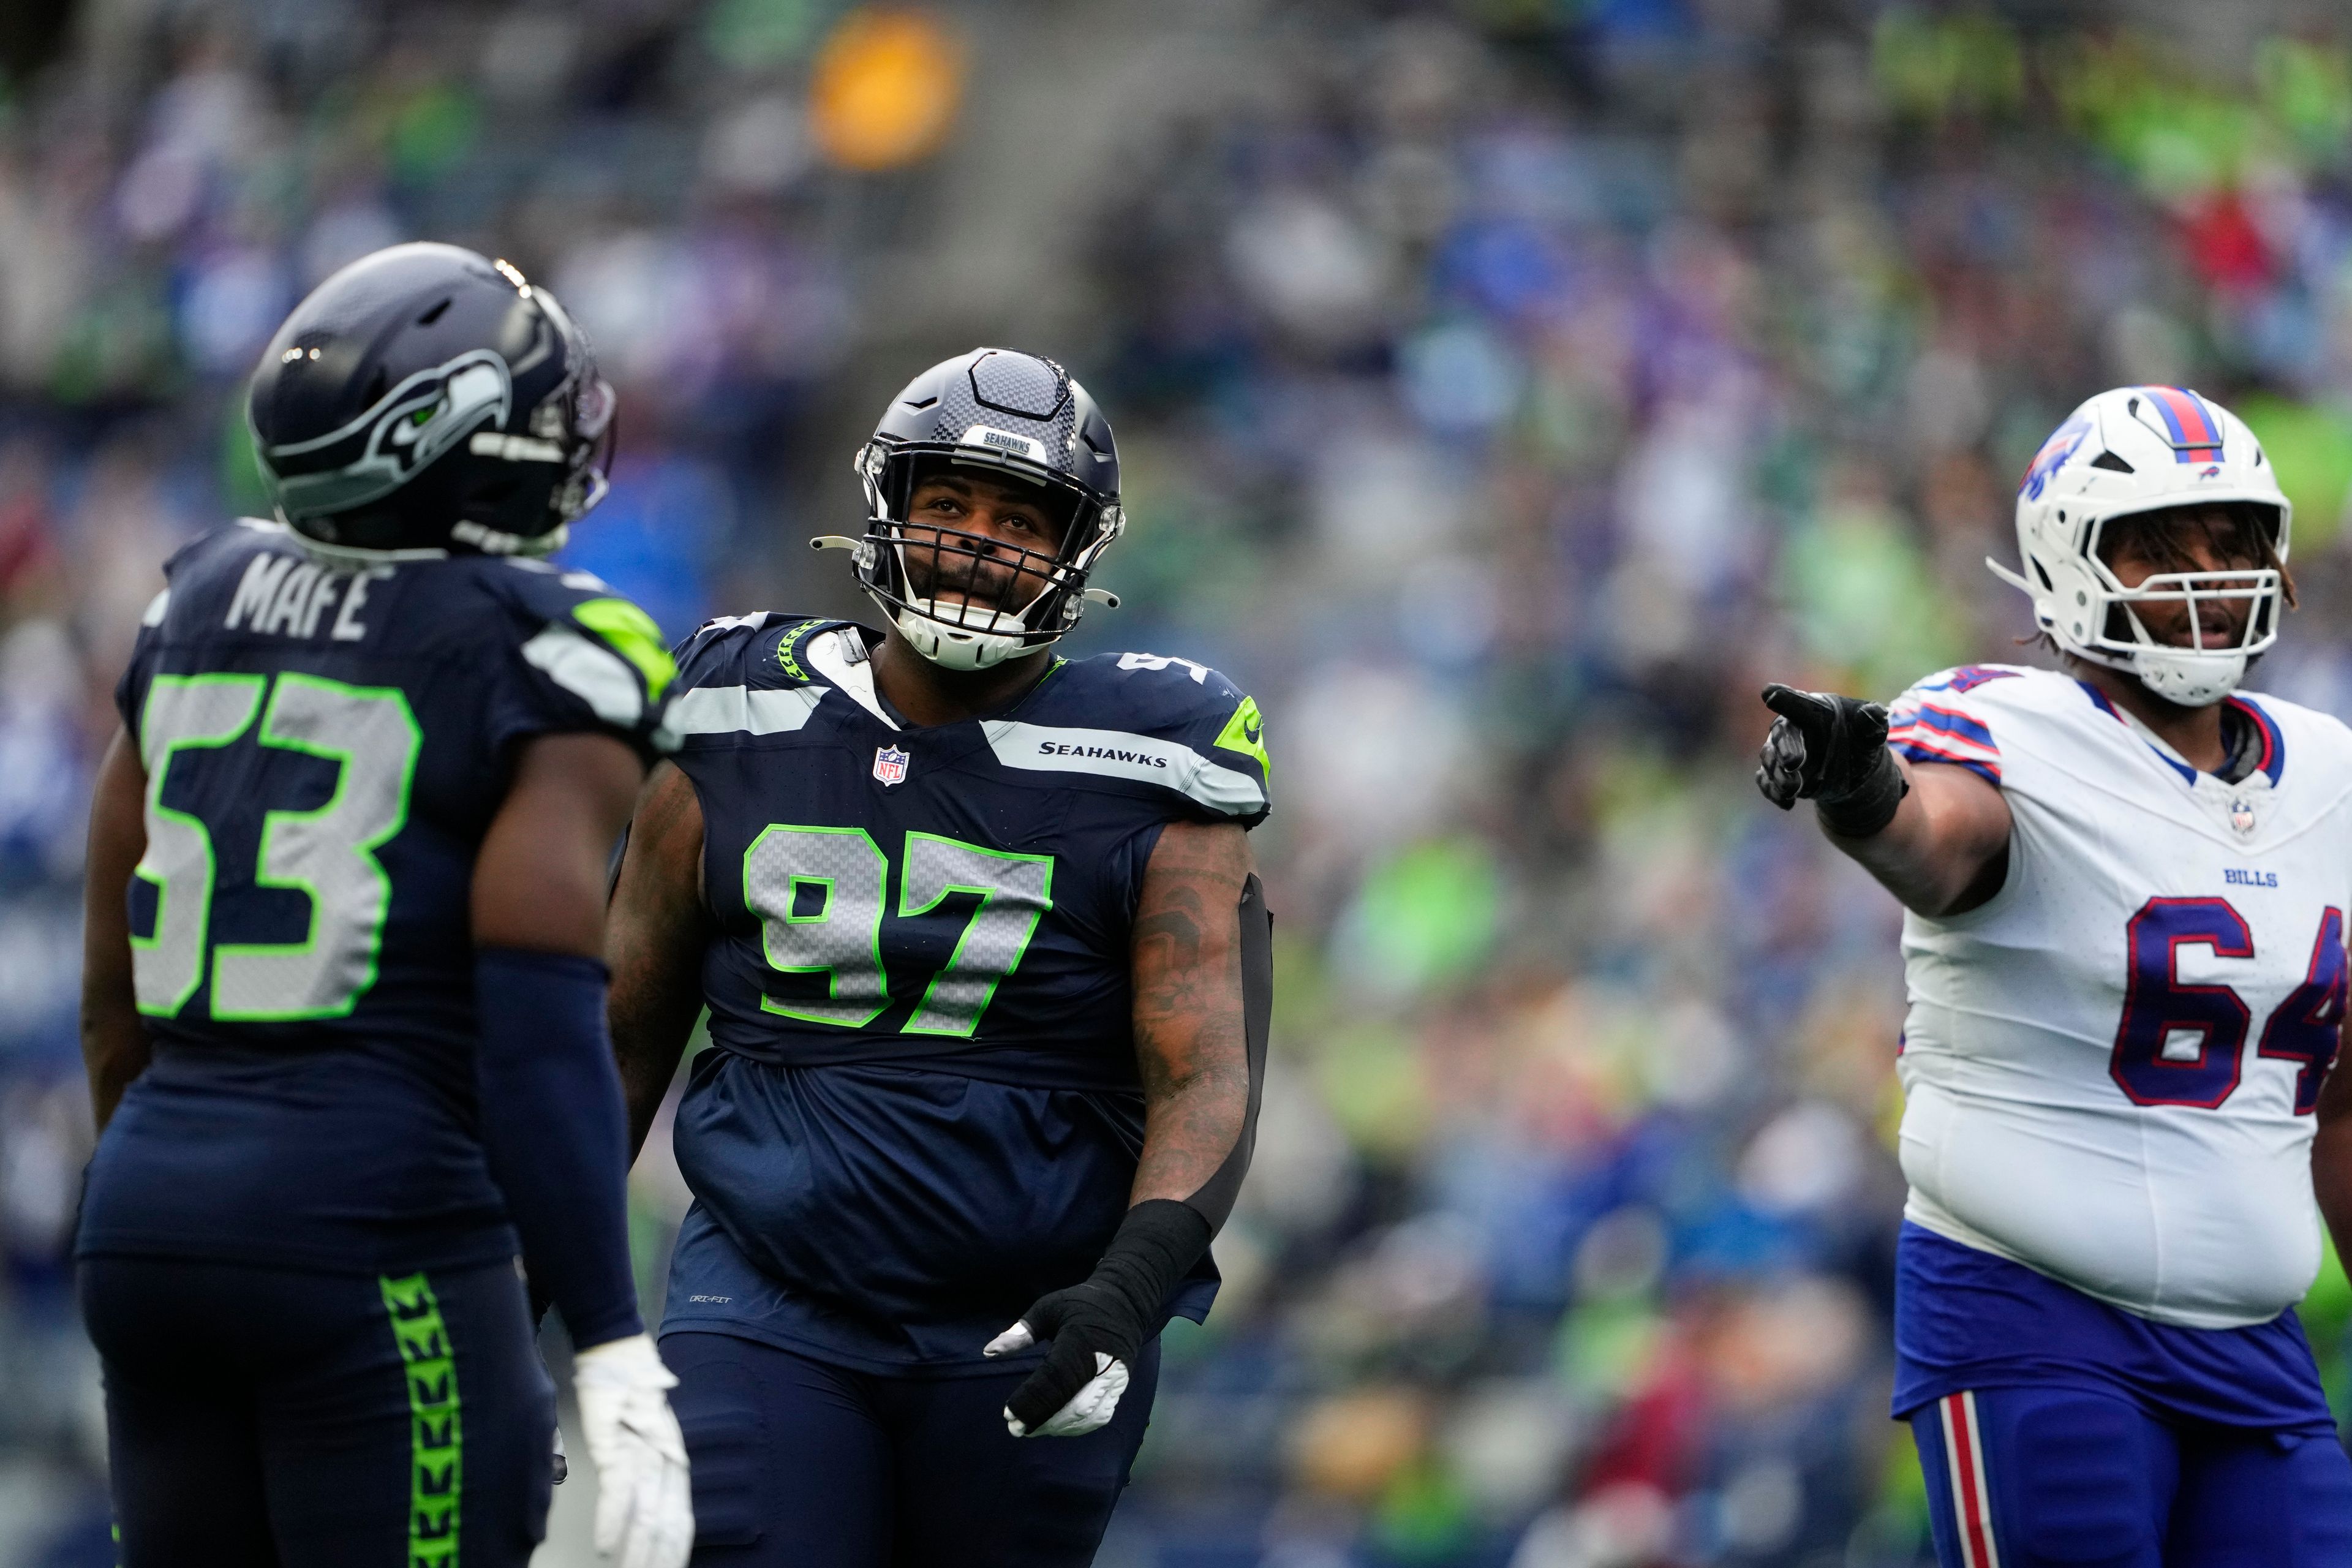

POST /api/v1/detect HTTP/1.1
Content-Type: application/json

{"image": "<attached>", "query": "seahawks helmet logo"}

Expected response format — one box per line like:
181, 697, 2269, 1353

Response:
260, 349, 513, 519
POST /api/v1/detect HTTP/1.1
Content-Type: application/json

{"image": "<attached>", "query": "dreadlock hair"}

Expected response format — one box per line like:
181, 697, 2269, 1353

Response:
2095, 499, 2296, 608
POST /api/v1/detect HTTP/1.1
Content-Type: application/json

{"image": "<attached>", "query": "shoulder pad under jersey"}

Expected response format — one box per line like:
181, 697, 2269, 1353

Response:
988, 649, 1272, 827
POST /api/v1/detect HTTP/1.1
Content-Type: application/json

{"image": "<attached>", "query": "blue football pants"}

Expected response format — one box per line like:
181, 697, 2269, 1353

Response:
81, 1255, 555, 1568
662, 1329, 1159, 1567
1911, 1385, 2352, 1567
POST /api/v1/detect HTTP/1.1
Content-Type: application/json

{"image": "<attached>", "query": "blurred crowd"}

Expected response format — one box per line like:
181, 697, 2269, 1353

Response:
8, 1, 2352, 1564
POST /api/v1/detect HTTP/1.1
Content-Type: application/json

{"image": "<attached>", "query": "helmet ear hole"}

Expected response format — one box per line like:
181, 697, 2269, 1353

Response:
2032, 559, 2053, 592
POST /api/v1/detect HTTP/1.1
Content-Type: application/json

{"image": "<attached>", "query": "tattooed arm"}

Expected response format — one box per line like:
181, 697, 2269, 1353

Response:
986, 816, 1270, 1436
605, 761, 714, 1163
1129, 818, 1258, 1210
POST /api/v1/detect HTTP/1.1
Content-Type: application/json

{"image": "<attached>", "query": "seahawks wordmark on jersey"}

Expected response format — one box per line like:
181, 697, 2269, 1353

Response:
655, 613, 1268, 1372
78, 519, 674, 1275
1889, 664, 2350, 1329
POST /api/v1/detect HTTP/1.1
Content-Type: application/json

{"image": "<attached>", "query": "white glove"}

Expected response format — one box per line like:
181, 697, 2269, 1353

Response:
572, 1333, 694, 1568
981, 1321, 1132, 1438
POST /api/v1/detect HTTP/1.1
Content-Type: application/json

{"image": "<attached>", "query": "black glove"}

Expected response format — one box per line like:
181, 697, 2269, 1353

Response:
984, 1199, 1210, 1438
1755, 683, 1909, 837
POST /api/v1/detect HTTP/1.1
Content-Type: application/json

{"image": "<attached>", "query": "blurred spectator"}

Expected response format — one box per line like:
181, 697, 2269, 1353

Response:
9, 4, 2352, 1565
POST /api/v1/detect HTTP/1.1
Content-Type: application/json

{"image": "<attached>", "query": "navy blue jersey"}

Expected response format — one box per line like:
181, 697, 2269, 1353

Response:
77, 519, 674, 1275
658, 615, 1270, 1373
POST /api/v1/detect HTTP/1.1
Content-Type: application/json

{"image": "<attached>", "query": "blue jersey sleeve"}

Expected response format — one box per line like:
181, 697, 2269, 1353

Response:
1003, 652, 1272, 829
1887, 665, 2019, 788
475, 561, 680, 763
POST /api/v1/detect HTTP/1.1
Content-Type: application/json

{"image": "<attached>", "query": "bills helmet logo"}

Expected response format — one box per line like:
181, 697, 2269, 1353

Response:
2020, 415, 2092, 499
873, 745, 910, 786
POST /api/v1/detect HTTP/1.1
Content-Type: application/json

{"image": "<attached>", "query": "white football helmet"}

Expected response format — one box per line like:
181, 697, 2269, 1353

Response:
1990, 385, 2291, 707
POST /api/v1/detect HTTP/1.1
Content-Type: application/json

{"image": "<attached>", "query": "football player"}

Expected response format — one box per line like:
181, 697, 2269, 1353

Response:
605, 347, 1272, 1566
77, 244, 693, 1568
1758, 385, 2352, 1566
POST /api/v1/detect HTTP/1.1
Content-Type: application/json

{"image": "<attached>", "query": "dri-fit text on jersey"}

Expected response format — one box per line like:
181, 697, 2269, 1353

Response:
224, 554, 387, 642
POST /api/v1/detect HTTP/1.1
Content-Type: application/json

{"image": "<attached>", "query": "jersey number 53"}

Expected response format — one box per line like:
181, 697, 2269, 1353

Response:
132, 672, 418, 1021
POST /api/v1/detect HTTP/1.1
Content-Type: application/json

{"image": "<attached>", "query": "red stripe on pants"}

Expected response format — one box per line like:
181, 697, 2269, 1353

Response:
1945, 1392, 1996, 1568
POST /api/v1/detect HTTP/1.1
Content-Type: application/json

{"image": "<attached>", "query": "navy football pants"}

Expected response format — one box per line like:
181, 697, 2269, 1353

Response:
80, 1256, 554, 1568
663, 1329, 1160, 1567
1912, 1385, 2352, 1567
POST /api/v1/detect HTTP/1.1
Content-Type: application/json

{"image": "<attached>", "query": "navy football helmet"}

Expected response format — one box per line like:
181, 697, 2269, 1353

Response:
822, 347, 1123, 669
248, 243, 615, 558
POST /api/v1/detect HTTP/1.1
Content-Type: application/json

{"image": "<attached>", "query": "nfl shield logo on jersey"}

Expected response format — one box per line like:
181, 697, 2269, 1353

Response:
873, 745, 911, 786
2230, 794, 2257, 838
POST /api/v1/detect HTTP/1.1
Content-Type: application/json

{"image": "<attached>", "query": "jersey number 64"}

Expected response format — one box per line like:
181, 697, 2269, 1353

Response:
2111, 897, 2346, 1114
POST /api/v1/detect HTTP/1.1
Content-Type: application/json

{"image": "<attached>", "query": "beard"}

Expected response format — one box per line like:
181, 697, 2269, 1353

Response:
898, 526, 1051, 617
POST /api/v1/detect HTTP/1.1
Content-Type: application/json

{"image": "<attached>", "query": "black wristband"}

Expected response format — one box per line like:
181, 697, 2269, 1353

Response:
1815, 745, 1909, 839
1091, 1199, 1213, 1329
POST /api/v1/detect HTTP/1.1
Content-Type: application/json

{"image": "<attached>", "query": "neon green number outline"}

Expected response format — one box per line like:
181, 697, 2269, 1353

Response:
745, 824, 891, 1027
897, 832, 1054, 1038
212, 674, 421, 1021
131, 674, 266, 1017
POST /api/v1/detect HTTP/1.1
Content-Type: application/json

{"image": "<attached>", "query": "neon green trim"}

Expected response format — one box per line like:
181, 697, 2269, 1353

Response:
573, 597, 675, 699
774, 619, 820, 683
131, 674, 265, 1018
745, 824, 891, 1027
212, 675, 420, 1022
897, 832, 1054, 1038
380, 1272, 462, 1567
1213, 695, 1270, 777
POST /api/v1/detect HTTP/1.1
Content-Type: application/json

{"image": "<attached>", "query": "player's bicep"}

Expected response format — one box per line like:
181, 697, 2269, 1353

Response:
1129, 820, 1264, 1219
1903, 758, 2014, 913
606, 761, 711, 1156
1908, 756, 2012, 850
81, 727, 150, 1130
1131, 820, 1253, 1057
472, 732, 644, 959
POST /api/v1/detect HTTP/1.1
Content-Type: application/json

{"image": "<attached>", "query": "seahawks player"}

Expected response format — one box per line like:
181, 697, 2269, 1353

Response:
77, 244, 692, 1567
606, 347, 1272, 1566
1758, 386, 2352, 1566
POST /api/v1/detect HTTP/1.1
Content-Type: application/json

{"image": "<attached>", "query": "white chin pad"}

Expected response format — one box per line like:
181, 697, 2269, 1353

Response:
896, 598, 1028, 671
1005, 1353, 1129, 1439
916, 595, 1025, 635
2133, 647, 2248, 707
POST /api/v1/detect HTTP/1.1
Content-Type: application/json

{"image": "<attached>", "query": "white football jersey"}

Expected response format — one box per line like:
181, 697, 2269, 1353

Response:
1888, 663, 2352, 1329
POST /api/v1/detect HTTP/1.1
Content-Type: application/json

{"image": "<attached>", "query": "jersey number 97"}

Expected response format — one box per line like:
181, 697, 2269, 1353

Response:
742, 826, 1053, 1038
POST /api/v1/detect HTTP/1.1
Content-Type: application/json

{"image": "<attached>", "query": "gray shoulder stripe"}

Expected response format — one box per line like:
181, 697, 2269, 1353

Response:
981, 720, 1265, 816
522, 624, 643, 725
660, 684, 829, 739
